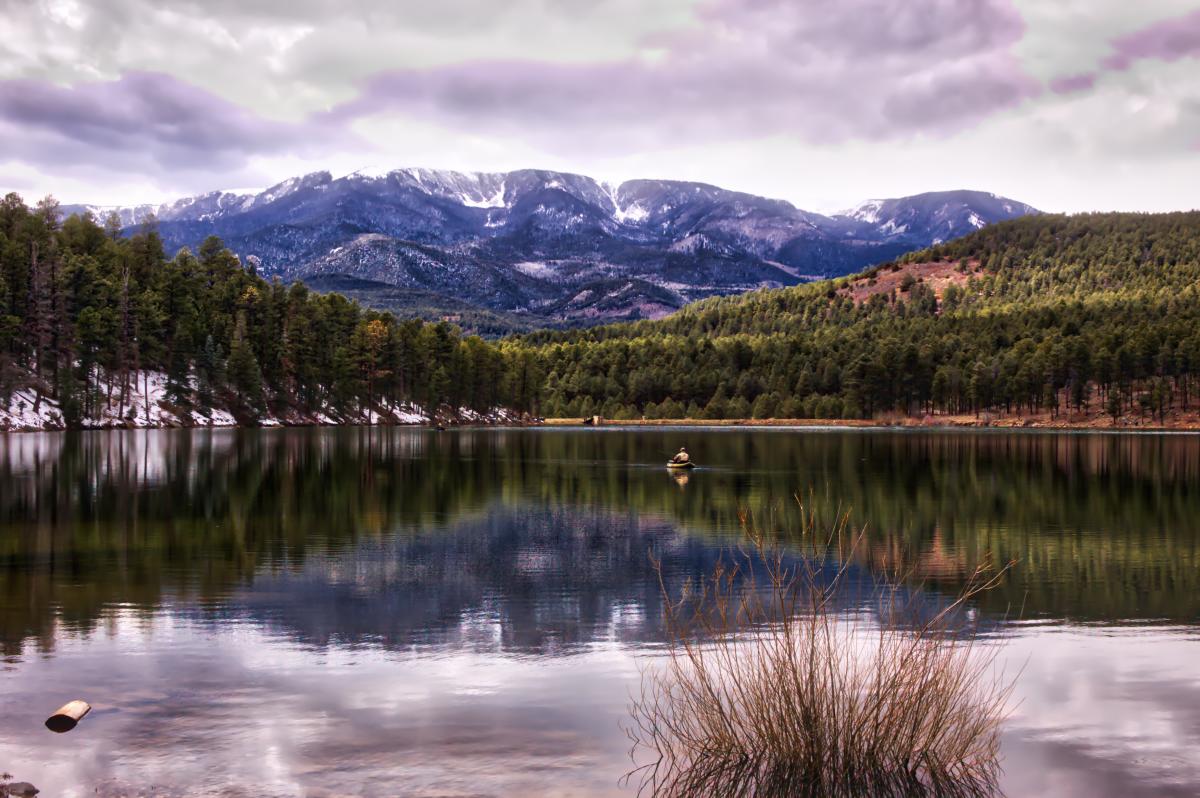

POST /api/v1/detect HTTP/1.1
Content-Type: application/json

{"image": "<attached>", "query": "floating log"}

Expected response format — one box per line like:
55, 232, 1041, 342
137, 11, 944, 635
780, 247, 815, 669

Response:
45, 700, 91, 733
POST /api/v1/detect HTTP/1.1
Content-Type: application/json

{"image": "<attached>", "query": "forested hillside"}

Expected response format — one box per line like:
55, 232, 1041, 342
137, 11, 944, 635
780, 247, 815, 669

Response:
519, 213, 1200, 422
0, 193, 541, 430
5, 197, 1199, 431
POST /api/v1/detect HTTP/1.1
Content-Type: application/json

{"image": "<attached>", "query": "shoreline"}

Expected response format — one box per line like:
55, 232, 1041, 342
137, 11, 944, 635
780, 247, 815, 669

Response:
0, 419, 529, 435
7, 416, 1200, 435
540, 416, 1200, 432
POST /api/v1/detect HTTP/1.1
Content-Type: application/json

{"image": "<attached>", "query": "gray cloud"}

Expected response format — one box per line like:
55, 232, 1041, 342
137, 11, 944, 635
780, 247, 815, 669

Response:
0, 70, 345, 178
328, 0, 1038, 150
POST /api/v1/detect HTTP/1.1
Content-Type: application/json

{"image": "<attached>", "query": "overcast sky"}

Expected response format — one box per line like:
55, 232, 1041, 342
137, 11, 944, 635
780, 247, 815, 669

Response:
1, 0, 1198, 212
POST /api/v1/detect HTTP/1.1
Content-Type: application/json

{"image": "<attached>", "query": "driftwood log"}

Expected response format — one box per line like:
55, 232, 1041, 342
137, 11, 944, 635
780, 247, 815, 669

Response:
44, 700, 91, 733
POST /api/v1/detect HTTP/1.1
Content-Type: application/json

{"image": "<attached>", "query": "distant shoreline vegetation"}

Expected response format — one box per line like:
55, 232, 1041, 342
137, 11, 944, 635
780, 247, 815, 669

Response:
3, 193, 1200, 431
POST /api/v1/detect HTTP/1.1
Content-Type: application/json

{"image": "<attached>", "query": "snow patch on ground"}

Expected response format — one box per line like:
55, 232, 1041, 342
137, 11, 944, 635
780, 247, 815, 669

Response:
2, 371, 520, 432
460, 182, 506, 208
457, 406, 519, 424
191, 408, 237, 427
514, 261, 556, 278
614, 203, 649, 224
0, 389, 64, 431
348, 165, 397, 180
2, 370, 206, 431
844, 199, 884, 224
383, 400, 427, 424
257, 177, 301, 205
82, 371, 178, 428
345, 400, 428, 425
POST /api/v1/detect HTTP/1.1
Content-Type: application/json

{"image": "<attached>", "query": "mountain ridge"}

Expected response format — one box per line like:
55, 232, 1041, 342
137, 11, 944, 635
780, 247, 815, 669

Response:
62, 169, 1039, 328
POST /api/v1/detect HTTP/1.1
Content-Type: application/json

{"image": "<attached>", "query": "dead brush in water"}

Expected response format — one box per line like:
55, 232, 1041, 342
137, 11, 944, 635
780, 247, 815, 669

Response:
626, 504, 1016, 798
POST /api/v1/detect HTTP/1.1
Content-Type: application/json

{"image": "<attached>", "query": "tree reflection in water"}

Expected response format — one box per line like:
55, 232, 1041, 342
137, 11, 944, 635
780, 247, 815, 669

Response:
2, 427, 1199, 661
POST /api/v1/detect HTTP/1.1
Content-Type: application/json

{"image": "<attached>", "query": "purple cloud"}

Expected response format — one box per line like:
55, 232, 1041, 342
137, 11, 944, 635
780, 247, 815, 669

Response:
1049, 73, 1097, 94
0, 0, 1041, 192
1103, 8, 1200, 71
1041, 10, 1200, 100
0, 71, 345, 178
327, 0, 1039, 150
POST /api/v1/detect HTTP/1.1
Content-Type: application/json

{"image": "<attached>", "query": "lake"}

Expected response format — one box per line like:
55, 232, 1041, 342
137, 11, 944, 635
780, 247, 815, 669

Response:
2, 427, 1199, 796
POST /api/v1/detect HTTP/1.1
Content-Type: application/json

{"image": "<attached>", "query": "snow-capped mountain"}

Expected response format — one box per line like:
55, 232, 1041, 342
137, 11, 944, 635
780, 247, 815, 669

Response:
64, 170, 1037, 327
837, 190, 1039, 245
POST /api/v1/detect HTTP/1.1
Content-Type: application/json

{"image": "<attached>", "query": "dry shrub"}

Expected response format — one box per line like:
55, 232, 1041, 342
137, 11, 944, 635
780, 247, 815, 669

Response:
626, 504, 1016, 797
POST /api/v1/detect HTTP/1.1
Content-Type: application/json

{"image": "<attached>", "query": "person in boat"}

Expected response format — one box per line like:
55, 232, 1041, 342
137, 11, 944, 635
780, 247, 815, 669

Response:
670, 447, 690, 465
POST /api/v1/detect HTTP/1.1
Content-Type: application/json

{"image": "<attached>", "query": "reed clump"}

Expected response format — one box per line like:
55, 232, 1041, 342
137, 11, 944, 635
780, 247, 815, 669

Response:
627, 505, 1016, 798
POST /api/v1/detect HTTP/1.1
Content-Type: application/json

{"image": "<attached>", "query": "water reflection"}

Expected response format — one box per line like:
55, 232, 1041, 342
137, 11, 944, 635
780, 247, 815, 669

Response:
1001, 627, 1200, 797
1, 613, 639, 797
212, 506, 724, 654
3, 427, 1200, 658
1, 428, 1199, 795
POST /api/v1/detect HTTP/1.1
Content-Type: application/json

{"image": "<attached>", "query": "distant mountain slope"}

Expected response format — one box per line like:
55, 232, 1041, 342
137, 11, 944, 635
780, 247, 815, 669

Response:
63, 170, 1038, 326
516, 212, 1200, 422
838, 190, 1039, 246
296, 275, 548, 337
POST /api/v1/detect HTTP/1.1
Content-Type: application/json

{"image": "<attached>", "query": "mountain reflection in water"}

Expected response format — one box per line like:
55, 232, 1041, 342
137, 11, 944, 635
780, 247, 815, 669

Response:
1, 427, 1199, 796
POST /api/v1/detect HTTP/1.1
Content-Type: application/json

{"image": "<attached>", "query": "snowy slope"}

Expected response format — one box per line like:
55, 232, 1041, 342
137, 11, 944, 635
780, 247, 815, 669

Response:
61, 173, 1038, 325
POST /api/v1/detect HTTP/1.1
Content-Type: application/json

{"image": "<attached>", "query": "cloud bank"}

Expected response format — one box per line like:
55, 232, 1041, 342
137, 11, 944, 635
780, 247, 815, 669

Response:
0, 0, 1198, 211
328, 0, 1037, 150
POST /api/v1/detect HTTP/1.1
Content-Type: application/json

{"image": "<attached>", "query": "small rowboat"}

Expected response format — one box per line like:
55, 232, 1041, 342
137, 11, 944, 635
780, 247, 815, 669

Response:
667, 461, 696, 469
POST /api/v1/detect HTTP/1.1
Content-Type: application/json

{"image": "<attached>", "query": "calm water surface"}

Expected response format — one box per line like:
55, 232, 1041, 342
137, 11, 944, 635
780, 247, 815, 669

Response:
2, 427, 1200, 796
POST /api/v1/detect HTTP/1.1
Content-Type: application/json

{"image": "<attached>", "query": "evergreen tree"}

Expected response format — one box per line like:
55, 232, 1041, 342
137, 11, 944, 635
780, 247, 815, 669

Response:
227, 315, 265, 414
195, 335, 222, 416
